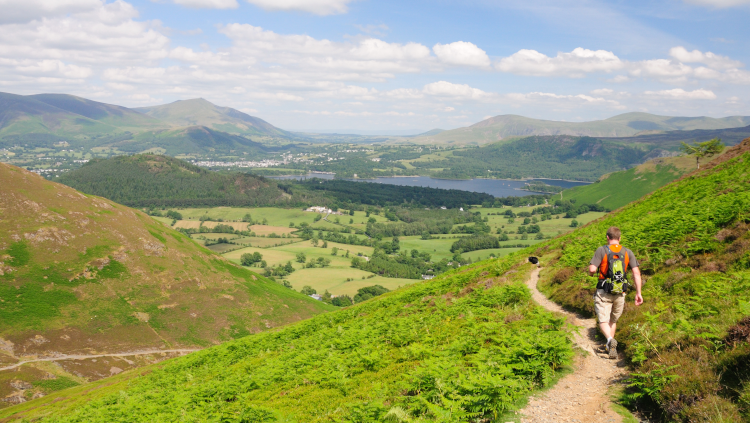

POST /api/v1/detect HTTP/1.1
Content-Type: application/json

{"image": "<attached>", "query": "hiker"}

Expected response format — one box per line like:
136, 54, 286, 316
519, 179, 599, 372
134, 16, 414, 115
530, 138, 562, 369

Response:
588, 226, 643, 359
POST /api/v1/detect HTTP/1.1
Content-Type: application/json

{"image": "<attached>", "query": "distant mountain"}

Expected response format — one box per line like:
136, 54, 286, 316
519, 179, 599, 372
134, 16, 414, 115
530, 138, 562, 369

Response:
134, 98, 289, 137
413, 112, 750, 145
408, 128, 445, 137
0, 92, 143, 137
601, 123, 750, 149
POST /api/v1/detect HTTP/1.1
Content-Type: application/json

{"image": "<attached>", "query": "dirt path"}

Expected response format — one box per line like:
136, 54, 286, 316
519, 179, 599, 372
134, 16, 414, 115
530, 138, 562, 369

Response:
0, 349, 201, 372
519, 266, 629, 423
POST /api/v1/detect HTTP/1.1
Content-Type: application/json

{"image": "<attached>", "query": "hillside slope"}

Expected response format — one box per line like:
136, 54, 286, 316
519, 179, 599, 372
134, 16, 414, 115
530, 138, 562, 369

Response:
413, 112, 750, 145
57, 154, 324, 207
559, 153, 717, 210
0, 164, 332, 403
419, 135, 652, 181
536, 138, 750, 421
134, 98, 289, 137
4, 139, 749, 422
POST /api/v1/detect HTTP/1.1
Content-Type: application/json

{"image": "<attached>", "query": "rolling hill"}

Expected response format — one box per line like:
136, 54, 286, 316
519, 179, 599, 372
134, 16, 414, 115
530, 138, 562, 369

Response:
0, 92, 293, 156
4, 140, 749, 422
57, 154, 324, 208
559, 152, 720, 210
412, 112, 750, 145
134, 98, 290, 137
0, 163, 333, 404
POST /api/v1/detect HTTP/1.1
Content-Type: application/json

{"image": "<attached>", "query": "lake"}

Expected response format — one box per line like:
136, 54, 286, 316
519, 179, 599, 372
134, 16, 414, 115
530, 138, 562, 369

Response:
270, 173, 589, 198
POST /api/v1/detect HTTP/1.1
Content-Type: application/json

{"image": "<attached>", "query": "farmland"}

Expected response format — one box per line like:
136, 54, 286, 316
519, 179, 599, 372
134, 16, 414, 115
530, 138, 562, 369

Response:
158, 204, 606, 298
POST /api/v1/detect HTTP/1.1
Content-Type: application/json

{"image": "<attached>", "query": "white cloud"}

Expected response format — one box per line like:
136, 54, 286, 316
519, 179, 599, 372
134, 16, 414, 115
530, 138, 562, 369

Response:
591, 88, 614, 96
669, 46, 742, 70
683, 0, 750, 7
422, 81, 491, 100
245, 0, 353, 15
644, 88, 717, 100
496, 48, 623, 77
507, 92, 624, 109
433, 41, 490, 68
173, 0, 238, 9
0, 0, 101, 24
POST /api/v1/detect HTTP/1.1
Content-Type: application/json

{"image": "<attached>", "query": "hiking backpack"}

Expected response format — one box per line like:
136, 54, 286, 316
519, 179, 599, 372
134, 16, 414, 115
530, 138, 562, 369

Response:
597, 244, 630, 295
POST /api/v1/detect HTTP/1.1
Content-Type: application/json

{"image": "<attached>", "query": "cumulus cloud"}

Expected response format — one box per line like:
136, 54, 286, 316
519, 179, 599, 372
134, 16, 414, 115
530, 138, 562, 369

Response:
433, 41, 490, 67
506, 92, 625, 109
644, 88, 717, 100
496, 48, 623, 77
0, 0, 101, 24
172, 0, 238, 9
245, 0, 353, 15
423, 81, 491, 100
669, 46, 742, 69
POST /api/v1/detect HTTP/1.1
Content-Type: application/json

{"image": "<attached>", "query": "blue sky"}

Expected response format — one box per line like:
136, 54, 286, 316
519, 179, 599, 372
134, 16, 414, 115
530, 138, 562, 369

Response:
1, 0, 749, 133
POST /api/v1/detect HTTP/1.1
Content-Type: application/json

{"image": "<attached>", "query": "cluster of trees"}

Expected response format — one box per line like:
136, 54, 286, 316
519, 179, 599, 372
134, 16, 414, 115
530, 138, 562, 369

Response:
298, 179, 494, 209
298, 284, 388, 307
450, 235, 500, 253
240, 252, 263, 266
59, 154, 331, 208
351, 249, 467, 279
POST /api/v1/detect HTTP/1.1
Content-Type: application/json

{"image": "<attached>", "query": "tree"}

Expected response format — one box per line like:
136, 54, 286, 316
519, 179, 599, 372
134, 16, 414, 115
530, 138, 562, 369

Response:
680, 138, 724, 168
284, 261, 294, 273
242, 213, 253, 223
334, 217, 340, 224
353, 285, 390, 303
322, 241, 328, 248
570, 219, 579, 228
499, 233, 509, 242
240, 252, 263, 266
349, 209, 355, 216
314, 214, 323, 222
300, 286, 317, 295
331, 295, 353, 307
296, 252, 306, 263
331, 247, 339, 256
349, 218, 354, 224
165, 210, 182, 220
312, 238, 319, 247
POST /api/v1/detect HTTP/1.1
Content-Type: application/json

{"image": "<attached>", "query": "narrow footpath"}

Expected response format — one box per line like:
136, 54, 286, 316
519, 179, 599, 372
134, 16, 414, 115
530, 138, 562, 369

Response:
519, 266, 630, 423
0, 349, 201, 372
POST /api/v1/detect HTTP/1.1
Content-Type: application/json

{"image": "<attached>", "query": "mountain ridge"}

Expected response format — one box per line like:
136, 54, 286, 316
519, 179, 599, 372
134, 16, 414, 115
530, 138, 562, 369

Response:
412, 112, 750, 145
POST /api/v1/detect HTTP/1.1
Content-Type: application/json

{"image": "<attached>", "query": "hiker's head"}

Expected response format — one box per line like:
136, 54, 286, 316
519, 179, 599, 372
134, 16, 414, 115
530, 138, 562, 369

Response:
606, 226, 621, 242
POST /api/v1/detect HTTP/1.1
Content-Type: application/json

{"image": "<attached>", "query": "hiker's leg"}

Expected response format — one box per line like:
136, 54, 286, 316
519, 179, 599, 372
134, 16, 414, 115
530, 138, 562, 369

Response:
608, 322, 617, 338
598, 322, 613, 338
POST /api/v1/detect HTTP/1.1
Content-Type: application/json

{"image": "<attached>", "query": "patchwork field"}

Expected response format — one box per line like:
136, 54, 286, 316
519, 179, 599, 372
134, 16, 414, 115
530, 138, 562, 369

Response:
157, 205, 607, 298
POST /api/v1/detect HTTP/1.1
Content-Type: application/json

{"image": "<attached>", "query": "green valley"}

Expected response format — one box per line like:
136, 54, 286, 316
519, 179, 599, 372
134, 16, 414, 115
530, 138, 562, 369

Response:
2, 137, 748, 422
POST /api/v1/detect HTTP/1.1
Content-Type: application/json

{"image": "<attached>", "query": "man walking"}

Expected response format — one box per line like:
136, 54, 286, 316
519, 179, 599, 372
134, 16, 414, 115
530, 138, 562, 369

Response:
588, 226, 643, 359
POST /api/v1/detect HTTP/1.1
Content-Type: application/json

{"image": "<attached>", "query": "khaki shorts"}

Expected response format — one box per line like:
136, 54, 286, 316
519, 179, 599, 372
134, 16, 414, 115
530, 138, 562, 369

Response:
594, 289, 625, 323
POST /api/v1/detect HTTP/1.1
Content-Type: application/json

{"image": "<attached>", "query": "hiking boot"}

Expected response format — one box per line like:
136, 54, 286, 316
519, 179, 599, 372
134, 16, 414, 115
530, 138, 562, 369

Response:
608, 339, 618, 359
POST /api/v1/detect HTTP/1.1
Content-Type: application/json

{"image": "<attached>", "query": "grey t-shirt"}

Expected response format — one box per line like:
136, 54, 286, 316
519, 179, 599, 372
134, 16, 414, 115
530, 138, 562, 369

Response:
590, 245, 639, 270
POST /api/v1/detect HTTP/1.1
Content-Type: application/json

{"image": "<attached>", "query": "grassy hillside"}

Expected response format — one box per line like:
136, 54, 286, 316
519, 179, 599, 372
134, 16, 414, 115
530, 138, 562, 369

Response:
559, 153, 717, 210
412, 112, 750, 146
0, 163, 333, 403
58, 154, 325, 208
0, 252, 572, 422
4, 138, 749, 422
417, 135, 651, 181
134, 98, 289, 137
536, 138, 750, 421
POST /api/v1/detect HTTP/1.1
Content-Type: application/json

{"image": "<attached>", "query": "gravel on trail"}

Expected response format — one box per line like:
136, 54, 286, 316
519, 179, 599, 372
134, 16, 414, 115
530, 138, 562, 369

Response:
518, 266, 633, 423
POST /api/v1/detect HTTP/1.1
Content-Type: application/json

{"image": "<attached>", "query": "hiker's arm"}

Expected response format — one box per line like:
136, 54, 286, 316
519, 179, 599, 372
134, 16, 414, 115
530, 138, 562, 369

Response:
632, 266, 644, 306
588, 264, 598, 276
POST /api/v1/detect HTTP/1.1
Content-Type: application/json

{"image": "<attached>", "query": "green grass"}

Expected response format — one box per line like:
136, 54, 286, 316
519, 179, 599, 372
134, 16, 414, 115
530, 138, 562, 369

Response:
0, 256, 573, 422
284, 268, 413, 296
534, 141, 750, 421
